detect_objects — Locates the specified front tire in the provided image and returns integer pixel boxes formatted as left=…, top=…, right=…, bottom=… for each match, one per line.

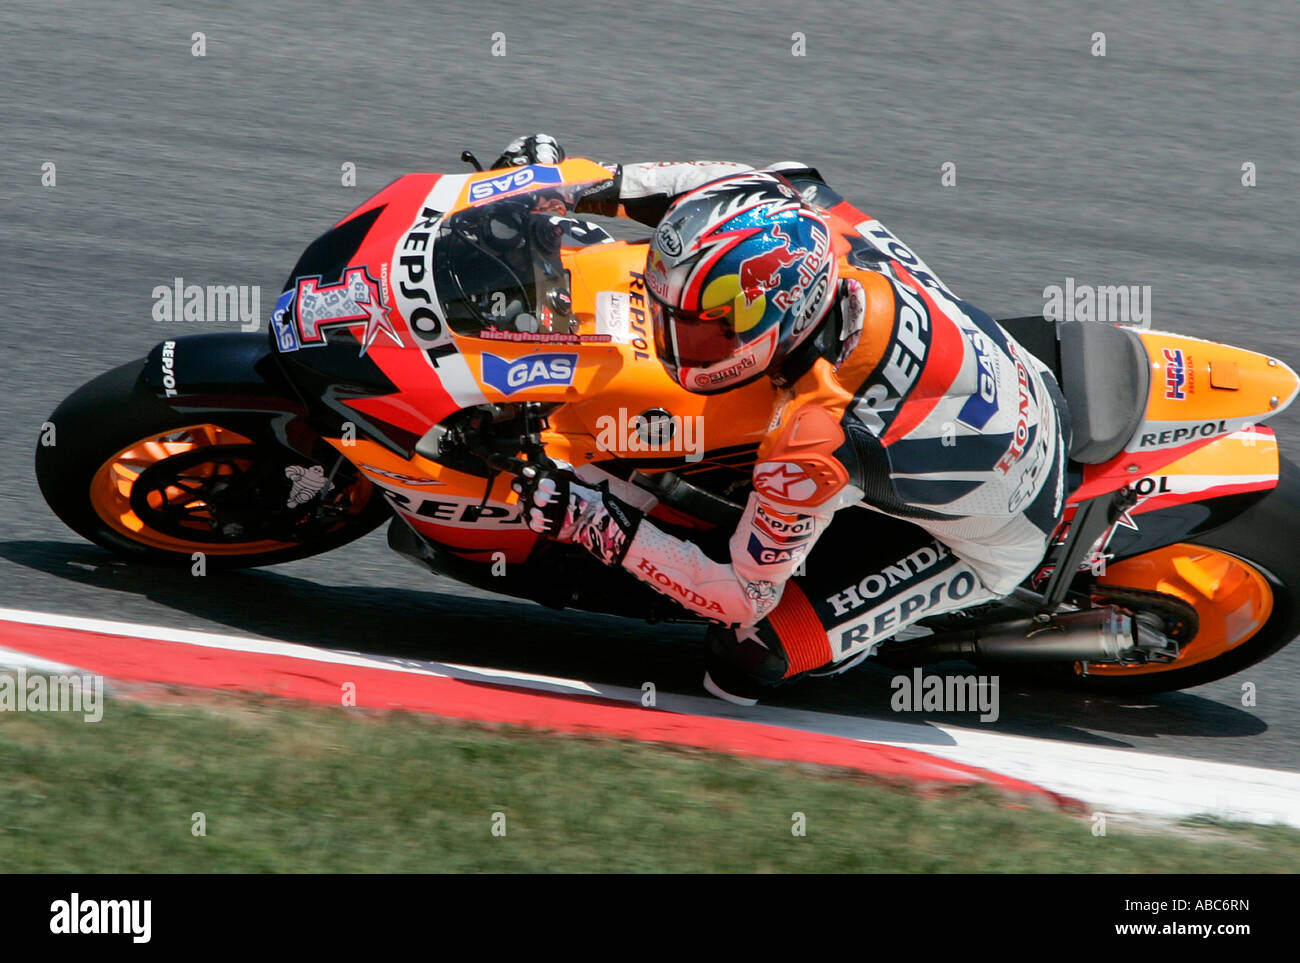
left=36, top=359, right=390, bottom=569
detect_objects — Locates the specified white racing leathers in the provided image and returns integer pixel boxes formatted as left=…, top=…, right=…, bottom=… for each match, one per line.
left=622, top=484, right=856, bottom=628
left=579, top=160, right=817, bottom=227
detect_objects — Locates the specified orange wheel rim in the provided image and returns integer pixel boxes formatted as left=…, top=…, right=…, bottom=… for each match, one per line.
left=91, top=424, right=303, bottom=555
left=1088, top=543, right=1275, bottom=676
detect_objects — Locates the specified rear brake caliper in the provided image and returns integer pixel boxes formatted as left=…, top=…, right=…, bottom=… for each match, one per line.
left=1092, top=586, right=1198, bottom=664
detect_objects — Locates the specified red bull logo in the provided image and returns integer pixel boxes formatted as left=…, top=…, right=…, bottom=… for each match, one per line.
left=738, top=225, right=807, bottom=307
left=645, top=251, right=670, bottom=300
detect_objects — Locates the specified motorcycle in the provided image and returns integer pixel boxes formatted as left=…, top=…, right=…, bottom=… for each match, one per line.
left=35, top=154, right=1300, bottom=694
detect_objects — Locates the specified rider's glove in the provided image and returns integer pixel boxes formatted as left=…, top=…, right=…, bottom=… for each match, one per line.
left=512, top=465, right=640, bottom=566
left=574, top=167, right=622, bottom=218
left=491, top=134, right=566, bottom=170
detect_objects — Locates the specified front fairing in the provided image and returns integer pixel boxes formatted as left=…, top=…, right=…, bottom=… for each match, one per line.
left=264, top=160, right=780, bottom=561
left=267, top=161, right=614, bottom=446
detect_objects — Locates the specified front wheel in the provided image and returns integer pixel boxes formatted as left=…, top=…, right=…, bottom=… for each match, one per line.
left=36, top=359, right=390, bottom=569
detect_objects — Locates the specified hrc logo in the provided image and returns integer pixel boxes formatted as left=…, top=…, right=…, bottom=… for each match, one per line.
left=1163, top=347, right=1187, bottom=400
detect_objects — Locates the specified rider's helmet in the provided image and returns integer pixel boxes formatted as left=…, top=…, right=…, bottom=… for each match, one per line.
left=646, top=172, right=839, bottom=394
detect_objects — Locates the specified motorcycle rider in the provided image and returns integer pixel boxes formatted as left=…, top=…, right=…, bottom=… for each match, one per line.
left=496, top=135, right=1071, bottom=705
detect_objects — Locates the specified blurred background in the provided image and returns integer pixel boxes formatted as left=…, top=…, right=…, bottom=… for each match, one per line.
left=0, top=0, right=1297, bottom=773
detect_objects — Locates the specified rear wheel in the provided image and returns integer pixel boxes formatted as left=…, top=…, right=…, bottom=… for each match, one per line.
left=36, top=359, right=389, bottom=569
left=1064, top=457, right=1300, bottom=694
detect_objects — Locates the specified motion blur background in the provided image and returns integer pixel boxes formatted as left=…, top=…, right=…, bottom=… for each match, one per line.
left=1, top=1, right=1297, bottom=768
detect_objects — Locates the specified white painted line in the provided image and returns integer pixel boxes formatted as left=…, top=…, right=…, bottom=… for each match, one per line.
left=878, top=726, right=1300, bottom=828
left=0, top=645, right=84, bottom=675
left=3, top=606, right=1298, bottom=827
left=0, top=607, right=600, bottom=692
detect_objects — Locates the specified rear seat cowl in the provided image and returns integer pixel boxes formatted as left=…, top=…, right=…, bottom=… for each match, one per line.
left=1058, top=321, right=1150, bottom=464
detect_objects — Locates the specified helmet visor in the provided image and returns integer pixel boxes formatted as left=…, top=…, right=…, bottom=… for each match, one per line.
left=649, top=290, right=741, bottom=371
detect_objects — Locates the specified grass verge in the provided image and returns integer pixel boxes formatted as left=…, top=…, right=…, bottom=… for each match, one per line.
left=1, top=690, right=1297, bottom=872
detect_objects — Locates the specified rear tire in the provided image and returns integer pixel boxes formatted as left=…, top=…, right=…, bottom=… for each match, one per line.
left=1038, top=456, right=1300, bottom=694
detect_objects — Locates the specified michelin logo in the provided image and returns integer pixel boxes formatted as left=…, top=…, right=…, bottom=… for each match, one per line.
left=481, top=352, right=577, bottom=396
left=468, top=165, right=564, bottom=203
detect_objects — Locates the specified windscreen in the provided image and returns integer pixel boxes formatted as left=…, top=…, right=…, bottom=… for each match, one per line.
left=431, top=195, right=579, bottom=339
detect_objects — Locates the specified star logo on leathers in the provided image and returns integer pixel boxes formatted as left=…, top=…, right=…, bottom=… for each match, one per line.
left=754, top=463, right=809, bottom=499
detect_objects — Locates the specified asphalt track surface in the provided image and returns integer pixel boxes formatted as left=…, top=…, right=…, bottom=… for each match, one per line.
left=2, top=1, right=1297, bottom=772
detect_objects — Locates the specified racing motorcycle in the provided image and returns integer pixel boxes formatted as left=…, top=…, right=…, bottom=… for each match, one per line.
left=35, top=155, right=1300, bottom=693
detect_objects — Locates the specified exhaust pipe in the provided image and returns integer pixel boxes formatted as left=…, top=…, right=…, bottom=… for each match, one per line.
left=971, top=608, right=1136, bottom=662
left=887, top=607, right=1169, bottom=665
